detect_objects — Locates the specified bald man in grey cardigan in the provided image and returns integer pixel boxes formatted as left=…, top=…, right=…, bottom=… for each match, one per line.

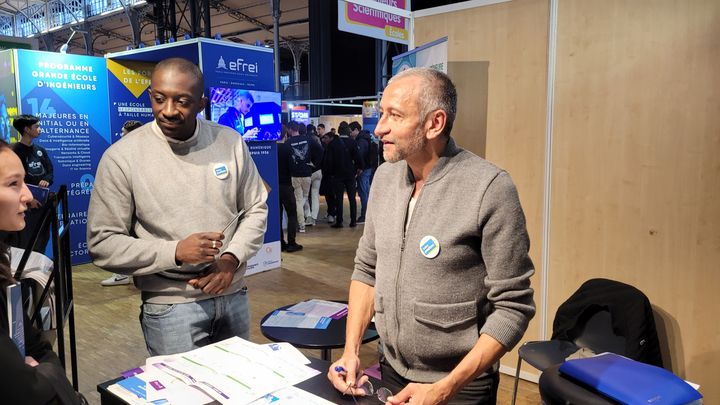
left=328, top=68, right=535, bottom=405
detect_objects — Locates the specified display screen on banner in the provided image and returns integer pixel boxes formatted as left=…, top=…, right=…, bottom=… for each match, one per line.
left=338, top=0, right=410, bottom=45
left=106, top=59, right=155, bottom=143
left=16, top=50, right=110, bottom=263
left=209, top=87, right=281, bottom=141
left=290, top=109, right=310, bottom=126
left=0, top=50, right=18, bottom=144
left=392, top=37, right=448, bottom=75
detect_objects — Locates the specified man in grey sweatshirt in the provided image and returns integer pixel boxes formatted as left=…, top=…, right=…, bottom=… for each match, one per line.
left=87, top=58, right=268, bottom=356
left=328, top=68, right=535, bottom=405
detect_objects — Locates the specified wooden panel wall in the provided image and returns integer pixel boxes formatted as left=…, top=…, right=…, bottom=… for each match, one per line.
left=414, top=0, right=549, bottom=374
left=550, top=0, right=720, bottom=400
left=415, top=0, right=720, bottom=399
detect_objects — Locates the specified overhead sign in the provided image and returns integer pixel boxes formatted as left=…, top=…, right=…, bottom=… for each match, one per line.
left=290, top=109, right=310, bottom=125
left=338, top=0, right=411, bottom=45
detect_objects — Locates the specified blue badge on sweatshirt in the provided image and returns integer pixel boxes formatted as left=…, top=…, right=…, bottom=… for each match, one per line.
left=420, top=235, right=440, bottom=259
left=213, top=163, right=229, bottom=179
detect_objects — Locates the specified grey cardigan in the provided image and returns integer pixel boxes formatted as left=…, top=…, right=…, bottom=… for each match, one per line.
left=352, top=138, right=536, bottom=383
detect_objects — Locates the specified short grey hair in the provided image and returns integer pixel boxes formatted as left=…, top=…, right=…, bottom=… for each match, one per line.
left=388, top=67, right=457, bottom=137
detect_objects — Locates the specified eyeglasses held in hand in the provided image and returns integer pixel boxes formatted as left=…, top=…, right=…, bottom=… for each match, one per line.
left=338, top=367, right=393, bottom=403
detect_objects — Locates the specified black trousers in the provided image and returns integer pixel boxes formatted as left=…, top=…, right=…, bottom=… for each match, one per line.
left=278, top=183, right=298, bottom=244
left=320, top=174, right=336, bottom=217
left=380, top=361, right=500, bottom=405
left=332, top=177, right=357, bottom=225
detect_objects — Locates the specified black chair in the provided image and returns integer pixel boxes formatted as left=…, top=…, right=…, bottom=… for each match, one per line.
left=510, top=278, right=662, bottom=405
left=13, top=186, right=79, bottom=390
left=538, top=363, right=618, bottom=405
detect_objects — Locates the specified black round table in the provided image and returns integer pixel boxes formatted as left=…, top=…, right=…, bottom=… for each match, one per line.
left=260, top=302, right=379, bottom=361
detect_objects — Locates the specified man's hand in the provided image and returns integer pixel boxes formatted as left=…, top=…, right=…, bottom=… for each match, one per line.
left=328, top=353, right=369, bottom=396
left=175, top=232, right=224, bottom=265
left=188, top=254, right=238, bottom=294
left=38, top=180, right=49, bottom=188
left=387, top=381, right=453, bottom=405
left=28, top=199, right=41, bottom=209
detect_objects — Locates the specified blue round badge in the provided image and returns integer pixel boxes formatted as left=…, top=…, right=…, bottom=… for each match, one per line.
left=213, top=163, right=229, bottom=179
left=419, top=235, right=440, bottom=259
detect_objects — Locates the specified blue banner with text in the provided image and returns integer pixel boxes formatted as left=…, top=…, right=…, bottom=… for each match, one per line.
left=16, top=50, right=110, bottom=264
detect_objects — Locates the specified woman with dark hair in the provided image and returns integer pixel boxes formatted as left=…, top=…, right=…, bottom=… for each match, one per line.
left=0, top=139, right=82, bottom=404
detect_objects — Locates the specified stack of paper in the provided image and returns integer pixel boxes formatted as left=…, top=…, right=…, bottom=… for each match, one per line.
left=261, top=300, right=349, bottom=330
left=108, top=337, right=332, bottom=405
left=261, top=310, right=332, bottom=329
left=286, top=299, right=348, bottom=319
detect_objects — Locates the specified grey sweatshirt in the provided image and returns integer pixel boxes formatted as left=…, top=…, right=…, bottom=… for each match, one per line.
left=352, top=138, right=535, bottom=382
left=87, top=119, right=268, bottom=304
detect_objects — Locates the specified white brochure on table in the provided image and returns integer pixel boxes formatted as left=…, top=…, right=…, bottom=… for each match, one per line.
left=145, top=337, right=319, bottom=404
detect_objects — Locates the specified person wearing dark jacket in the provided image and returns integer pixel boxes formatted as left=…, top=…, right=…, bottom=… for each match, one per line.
left=11, top=115, right=53, bottom=188
left=304, top=124, right=324, bottom=226
left=287, top=121, right=323, bottom=232
left=350, top=121, right=376, bottom=224
left=277, top=127, right=303, bottom=253
left=0, top=139, right=81, bottom=405
left=318, top=125, right=337, bottom=223
left=322, top=122, right=361, bottom=228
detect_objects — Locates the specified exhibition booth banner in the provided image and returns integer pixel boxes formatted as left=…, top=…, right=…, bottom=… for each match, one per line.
left=392, top=36, right=448, bottom=74
left=246, top=142, right=281, bottom=274
left=199, top=41, right=280, bottom=275
left=15, top=49, right=110, bottom=263
left=338, top=0, right=411, bottom=45
left=0, top=50, right=18, bottom=144
left=106, top=59, right=155, bottom=143
left=362, top=101, right=379, bottom=135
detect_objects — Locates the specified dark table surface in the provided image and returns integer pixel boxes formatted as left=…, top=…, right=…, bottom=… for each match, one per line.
left=260, top=302, right=379, bottom=351
left=98, top=357, right=383, bottom=404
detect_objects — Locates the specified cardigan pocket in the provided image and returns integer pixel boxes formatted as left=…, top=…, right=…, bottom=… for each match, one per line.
left=412, top=300, right=479, bottom=365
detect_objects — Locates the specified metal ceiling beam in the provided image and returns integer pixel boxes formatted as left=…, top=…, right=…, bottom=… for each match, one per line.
left=211, top=1, right=271, bottom=32
left=94, top=26, right=132, bottom=43
left=211, top=0, right=302, bottom=46
left=220, top=17, right=308, bottom=41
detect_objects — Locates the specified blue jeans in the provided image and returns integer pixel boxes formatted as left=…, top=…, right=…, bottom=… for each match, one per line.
left=357, top=168, right=373, bottom=218
left=140, top=288, right=250, bottom=356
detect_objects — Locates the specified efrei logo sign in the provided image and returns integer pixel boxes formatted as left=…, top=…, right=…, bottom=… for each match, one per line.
left=338, top=0, right=411, bottom=45
left=216, top=56, right=260, bottom=74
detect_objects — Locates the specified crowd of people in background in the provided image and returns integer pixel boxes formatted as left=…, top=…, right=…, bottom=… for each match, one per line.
left=277, top=118, right=381, bottom=250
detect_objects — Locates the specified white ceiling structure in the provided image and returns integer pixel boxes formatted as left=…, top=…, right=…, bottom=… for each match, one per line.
left=0, top=0, right=309, bottom=56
